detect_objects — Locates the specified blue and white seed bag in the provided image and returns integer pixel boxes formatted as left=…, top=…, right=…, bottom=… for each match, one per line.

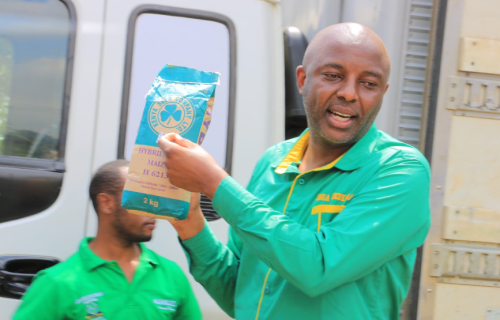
left=122, top=64, right=219, bottom=221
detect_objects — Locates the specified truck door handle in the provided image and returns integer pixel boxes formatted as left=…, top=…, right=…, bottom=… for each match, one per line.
left=0, top=255, right=59, bottom=299
left=2, top=281, right=30, bottom=297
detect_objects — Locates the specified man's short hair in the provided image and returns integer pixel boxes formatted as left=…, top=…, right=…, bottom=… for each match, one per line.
left=89, top=160, right=129, bottom=212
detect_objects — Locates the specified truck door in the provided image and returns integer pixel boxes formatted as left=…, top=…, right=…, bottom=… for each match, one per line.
left=89, top=0, right=284, bottom=319
left=418, top=0, right=500, bottom=319
left=0, top=0, right=104, bottom=317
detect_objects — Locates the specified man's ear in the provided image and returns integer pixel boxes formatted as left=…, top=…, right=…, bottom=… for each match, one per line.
left=96, top=193, right=116, bottom=216
left=296, top=65, right=306, bottom=95
left=384, top=82, right=390, bottom=94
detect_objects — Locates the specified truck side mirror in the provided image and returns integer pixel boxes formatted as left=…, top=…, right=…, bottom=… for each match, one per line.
left=283, top=26, right=309, bottom=139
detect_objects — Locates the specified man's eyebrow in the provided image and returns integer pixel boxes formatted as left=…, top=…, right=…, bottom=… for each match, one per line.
left=362, top=70, right=382, bottom=79
left=322, top=63, right=344, bottom=70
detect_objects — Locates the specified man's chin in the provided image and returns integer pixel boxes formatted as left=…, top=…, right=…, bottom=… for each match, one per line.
left=319, top=129, right=357, bottom=147
left=133, top=234, right=153, bottom=243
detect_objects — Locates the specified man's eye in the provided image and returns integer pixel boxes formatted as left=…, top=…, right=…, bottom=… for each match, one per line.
left=325, top=74, right=341, bottom=79
left=362, top=81, right=377, bottom=87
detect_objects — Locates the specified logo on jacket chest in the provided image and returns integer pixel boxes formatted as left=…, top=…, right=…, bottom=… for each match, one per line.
left=315, top=192, right=353, bottom=202
left=75, top=292, right=107, bottom=320
left=309, top=192, right=354, bottom=231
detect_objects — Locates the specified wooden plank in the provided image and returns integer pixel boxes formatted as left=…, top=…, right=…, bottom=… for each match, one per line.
left=459, top=37, right=500, bottom=75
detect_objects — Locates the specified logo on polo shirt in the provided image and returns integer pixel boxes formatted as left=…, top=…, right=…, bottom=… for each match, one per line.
left=315, top=192, right=353, bottom=202
left=75, top=292, right=107, bottom=320
left=153, top=298, right=178, bottom=312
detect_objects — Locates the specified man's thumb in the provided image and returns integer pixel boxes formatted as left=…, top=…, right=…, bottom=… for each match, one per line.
left=157, top=133, right=176, bottom=151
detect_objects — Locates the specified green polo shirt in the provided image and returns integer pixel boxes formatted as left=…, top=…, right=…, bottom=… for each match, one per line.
left=13, top=238, right=201, bottom=320
left=182, top=125, right=431, bottom=320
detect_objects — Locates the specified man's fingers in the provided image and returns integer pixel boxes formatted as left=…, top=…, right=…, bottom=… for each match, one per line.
left=165, top=132, right=176, bottom=142
left=158, top=133, right=195, bottom=152
left=157, top=135, right=171, bottom=151
left=158, top=133, right=182, bottom=153
left=173, top=134, right=196, bottom=149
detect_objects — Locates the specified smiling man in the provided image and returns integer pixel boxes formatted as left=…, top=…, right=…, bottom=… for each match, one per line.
left=158, top=23, right=431, bottom=320
left=13, top=160, right=201, bottom=320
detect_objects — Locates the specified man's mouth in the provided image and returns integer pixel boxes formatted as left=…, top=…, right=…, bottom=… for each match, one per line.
left=144, top=221, right=156, bottom=230
left=327, top=110, right=354, bottom=122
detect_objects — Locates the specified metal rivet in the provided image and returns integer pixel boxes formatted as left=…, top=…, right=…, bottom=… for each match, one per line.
left=450, top=97, right=455, bottom=102
left=434, top=251, right=439, bottom=255
left=436, top=186, right=442, bottom=190
left=433, top=264, right=438, bottom=269
left=471, top=61, right=475, bottom=65
left=427, top=289, right=433, bottom=293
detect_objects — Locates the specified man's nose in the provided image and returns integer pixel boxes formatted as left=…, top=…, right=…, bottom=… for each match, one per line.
left=336, top=77, right=358, bottom=102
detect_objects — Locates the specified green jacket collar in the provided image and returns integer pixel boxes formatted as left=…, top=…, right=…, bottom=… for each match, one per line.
left=336, top=124, right=380, bottom=171
left=273, top=124, right=379, bottom=173
left=79, top=237, right=158, bottom=271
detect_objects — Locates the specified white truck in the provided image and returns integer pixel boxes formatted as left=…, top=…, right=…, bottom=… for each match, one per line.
left=1, top=0, right=499, bottom=319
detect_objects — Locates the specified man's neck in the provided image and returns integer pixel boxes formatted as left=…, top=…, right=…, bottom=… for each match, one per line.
left=298, top=135, right=352, bottom=173
left=89, top=230, right=141, bottom=282
left=90, top=235, right=139, bottom=261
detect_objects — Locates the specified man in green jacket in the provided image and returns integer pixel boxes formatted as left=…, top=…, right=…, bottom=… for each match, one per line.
left=158, top=23, right=431, bottom=320
left=13, top=160, right=201, bottom=320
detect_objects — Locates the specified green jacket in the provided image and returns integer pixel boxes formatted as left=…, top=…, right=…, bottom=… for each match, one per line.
left=13, top=238, right=201, bottom=320
left=182, top=125, right=431, bottom=320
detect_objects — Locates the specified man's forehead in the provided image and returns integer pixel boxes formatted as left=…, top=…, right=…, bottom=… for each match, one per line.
left=304, top=23, right=391, bottom=77
left=317, top=45, right=386, bottom=68
left=313, top=40, right=389, bottom=77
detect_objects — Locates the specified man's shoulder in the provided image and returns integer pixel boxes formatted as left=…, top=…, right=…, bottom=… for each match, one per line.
left=144, top=247, right=184, bottom=273
left=373, top=130, right=430, bottom=171
left=26, top=251, right=84, bottom=298
left=259, top=135, right=303, bottom=163
left=143, top=248, right=196, bottom=292
left=36, top=251, right=84, bottom=282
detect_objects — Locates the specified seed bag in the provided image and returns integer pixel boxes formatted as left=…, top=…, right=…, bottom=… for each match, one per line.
left=122, top=64, right=219, bottom=221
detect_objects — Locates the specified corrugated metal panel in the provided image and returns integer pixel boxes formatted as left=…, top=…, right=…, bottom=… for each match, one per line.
left=396, top=0, right=434, bottom=148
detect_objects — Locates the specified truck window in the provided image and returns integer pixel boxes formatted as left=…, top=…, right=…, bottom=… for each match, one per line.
left=119, top=8, right=235, bottom=174
left=0, top=0, right=75, bottom=223
left=0, top=0, right=71, bottom=160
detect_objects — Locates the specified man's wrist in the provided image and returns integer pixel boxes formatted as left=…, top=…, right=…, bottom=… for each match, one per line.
left=174, top=217, right=205, bottom=241
left=202, top=168, right=228, bottom=200
left=171, top=205, right=206, bottom=241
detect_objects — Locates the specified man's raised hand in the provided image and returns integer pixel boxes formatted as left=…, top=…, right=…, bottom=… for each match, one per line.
left=169, top=192, right=206, bottom=241
left=157, top=133, right=228, bottom=199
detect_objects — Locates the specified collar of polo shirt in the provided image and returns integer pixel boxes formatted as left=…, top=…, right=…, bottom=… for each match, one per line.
left=79, top=237, right=158, bottom=271
left=272, top=123, right=379, bottom=174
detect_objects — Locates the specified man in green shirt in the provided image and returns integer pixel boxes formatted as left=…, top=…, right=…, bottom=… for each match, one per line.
left=13, top=160, right=201, bottom=320
left=158, top=23, right=431, bottom=319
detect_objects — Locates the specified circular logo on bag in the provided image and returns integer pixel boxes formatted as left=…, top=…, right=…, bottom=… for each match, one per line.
left=148, top=96, right=195, bottom=135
